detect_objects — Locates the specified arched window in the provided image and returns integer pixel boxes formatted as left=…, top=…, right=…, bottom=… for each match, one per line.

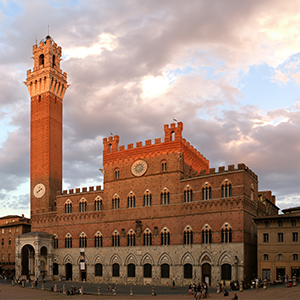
left=95, top=263, right=103, bottom=276
left=79, top=232, right=87, bottom=248
left=144, top=190, right=152, bottom=206
left=202, top=184, right=212, bottom=200
left=184, top=186, right=193, bottom=202
left=161, top=227, right=170, bottom=245
left=143, top=264, right=152, bottom=278
left=143, top=229, right=152, bottom=246
left=221, top=181, right=232, bottom=198
left=94, top=196, right=102, bottom=211
left=161, top=189, right=170, bottom=205
left=112, top=231, right=120, bottom=247
left=127, top=193, right=136, bottom=208
left=221, top=223, right=232, bottom=243
left=264, top=254, right=269, bottom=261
left=94, top=232, right=103, bottom=247
left=115, top=168, right=120, bottom=180
left=202, top=224, right=212, bottom=244
left=127, top=230, right=136, bottom=246
left=184, top=263, right=193, bottom=279
left=162, top=160, right=167, bottom=172
left=65, top=233, right=72, bottom=248
left=65, top=200, right=72, bottom=214
left=221, top=264, right=232, bottom=280
left=184, top=226, right=193, bottom=245
left=53, top=234, right=58, bottom=249
left=112, top=195, right=120, bottom=209
left=79, top=198, right=87, bottom=212
left=161, top=264, right=170, bottom=278
left=127, top=263, right=136, bottom=277
left=112, top=263, right=120, bottom=277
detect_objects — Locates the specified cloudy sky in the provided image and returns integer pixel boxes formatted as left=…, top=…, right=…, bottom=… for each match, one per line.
left=1, top=0, right=300, bottom=218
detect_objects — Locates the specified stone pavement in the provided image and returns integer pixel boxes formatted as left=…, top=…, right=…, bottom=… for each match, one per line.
left=1, top=281, right=300, bottom=299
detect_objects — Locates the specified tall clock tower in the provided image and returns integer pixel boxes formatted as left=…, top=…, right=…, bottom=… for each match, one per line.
left=25, top=35, right=68, bottom=217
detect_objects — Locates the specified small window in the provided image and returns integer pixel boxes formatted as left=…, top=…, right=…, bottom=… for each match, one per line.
left=278, top=221, right=283, bottom=227
left=1, top=238, right=4, bottom=245
left=162, top=161, right=167, bottom=172
left=278, top=254, right=283, bottom=261
left=293, top=232, right=298, bottom=242
left=8, top=228, right=11, bottom=233
left=294, top=254, right=298, bottom=261
left=8, top=238, right=11, bottom=245
left=115, top=170, right=120, bottom=180
left=265, top=221, right=269, bottom=228
left=278, top=233, right=283, bottom=243
left=264, top=254, right=269, bottom=261
left=263, top=233, right=269, bottom=243
left=292, top=220, right=296, bottom=227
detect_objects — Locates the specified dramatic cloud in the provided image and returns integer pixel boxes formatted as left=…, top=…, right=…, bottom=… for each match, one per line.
left=1, top=0, right=300, bottom=217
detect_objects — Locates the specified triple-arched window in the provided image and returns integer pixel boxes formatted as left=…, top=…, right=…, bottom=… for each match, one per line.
left=184, top=225, right=193, bottom=245
left=94, top=231, right=102, bottom=247
left=127, top=193, right=136, bottom=208
left=112, top=195, right=120, bottom=209
left=127, top=229, right=136, bottom=246
left=65, top=233, right=72, bottom=248
left=79, top=198, right=87, bottom=212
left=144, top=190, right=152, bottom=206
left=202, top=224, right=212, bottom=244
left=221, top=223, right=232, bottom=243
left=184, top=186, right=193, bottom=202
left=202, top=184, right=212, bottom=200
left=65, top=200, right=72, bottom=214
left=161, top=227, right=170, bottom=245
left=94, top=196, right=102, bottom=211
left=143, top=228, right=152, bottom=246
left=221, top=181, right=232, bottom=198
left=112, top=230, right=120, bottom=247
left=79, top=232, right=87, bottom=247
left=161, top=189, right=170, bottom=205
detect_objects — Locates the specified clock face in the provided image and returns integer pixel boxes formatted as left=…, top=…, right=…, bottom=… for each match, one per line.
left=33, top=183, right=46, bottom=198
left=131, top=159, right=148, bottom=177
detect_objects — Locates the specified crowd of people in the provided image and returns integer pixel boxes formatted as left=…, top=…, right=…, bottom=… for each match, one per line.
left=188, top=282, right=209, bottom=299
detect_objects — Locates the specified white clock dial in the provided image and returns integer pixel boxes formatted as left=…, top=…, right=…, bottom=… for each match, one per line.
left=33, top=183, right=46, bottom=198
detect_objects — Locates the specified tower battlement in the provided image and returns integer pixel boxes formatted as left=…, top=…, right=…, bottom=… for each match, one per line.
left=103, top=122, right=209, bottom=174
left=24, top=35, right=68, bottom=99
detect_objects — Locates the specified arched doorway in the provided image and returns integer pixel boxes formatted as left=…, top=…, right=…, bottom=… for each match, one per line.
left=202, top=263, right=211, bottom=286
left=21, top=245, right=35, bottom=280
left=40, top=246, right=48, bottom=279
left=65, top=263, right=72, bottom=280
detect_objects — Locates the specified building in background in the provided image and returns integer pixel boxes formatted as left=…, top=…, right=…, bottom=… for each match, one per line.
left=255, top=206, right=300, bottom=282
left=14, top=36, right=278, bottom=286
left=0, top=215, right=30, bottom=277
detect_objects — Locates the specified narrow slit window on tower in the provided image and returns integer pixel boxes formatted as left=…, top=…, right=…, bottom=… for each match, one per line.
left=39, top=54, right=44, bottom=66
left=39, top=95, right=41, bottom=102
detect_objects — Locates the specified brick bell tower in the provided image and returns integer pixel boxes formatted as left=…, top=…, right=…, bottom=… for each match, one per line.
left=24, top=35, right=68, bottom=217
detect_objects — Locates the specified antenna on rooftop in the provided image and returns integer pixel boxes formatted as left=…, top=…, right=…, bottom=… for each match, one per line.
left=35, top=35, right=37, bottom=45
